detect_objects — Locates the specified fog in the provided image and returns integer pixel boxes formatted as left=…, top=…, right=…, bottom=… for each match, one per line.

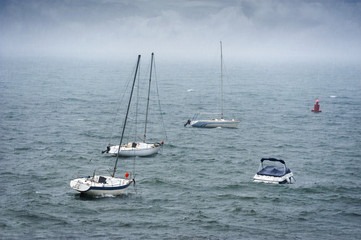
left=1, top=0, right=361, bottom=62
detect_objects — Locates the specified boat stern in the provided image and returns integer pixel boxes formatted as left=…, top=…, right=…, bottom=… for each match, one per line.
left=253, top=172, right=294, bottom=184
left=70, top=177, right=92, bottom=192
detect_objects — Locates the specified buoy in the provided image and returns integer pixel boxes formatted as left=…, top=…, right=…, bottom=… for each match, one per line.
left=125, top=172, right=129, bottom=178
left=312, top=99, right=322, bottom=112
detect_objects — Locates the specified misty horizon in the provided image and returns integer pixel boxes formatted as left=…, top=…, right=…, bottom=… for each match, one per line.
left=1, top=0, right=361, bottom=62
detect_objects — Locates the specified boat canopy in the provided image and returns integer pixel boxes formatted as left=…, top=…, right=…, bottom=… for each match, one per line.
left=260, top=158, right=286, bottom=165
left=257, top=166, right=291, bottom=177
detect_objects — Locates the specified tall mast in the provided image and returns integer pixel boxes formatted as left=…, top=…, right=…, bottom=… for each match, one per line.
left=144, top=52, right=154, bottom=142
left=112, top=55, right=141, bottom=177
left=220, top=41, right=224, bottom=119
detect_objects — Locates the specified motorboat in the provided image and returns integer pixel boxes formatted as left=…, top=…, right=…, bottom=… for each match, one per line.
left=253, top=158, right=295, bottom=184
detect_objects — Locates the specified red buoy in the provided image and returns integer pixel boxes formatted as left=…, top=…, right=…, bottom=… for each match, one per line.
left=125, top=172, right=129, bottom=178
left=312, top=99, right=322, bottom=112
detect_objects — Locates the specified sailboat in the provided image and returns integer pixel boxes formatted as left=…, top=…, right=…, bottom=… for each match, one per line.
left=69, top=55, right=141, bottom=196
left=186, top=41, right=240, bottom=128
left=103, top=53, right=164, bottom=157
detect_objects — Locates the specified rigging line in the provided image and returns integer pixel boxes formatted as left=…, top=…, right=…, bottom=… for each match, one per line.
left=132, top=61, right=142, bottom=180
left=220, top=41, right=223, bottom=119
left=112, top=55, right=141, bottom=177
left=153, top=56, right=168, bottom=141
left=134, top=58, right=141, bottom=143
left=106, top=64, right=136, bottom=146
left=219, top=42, right=233, bottom=118
left=144, top=52, right=153, bottom=143
left=132, top=154, right=136, bottom=181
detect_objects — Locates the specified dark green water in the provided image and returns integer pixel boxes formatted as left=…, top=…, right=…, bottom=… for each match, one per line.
left=1, top=56, right=360, bottom=239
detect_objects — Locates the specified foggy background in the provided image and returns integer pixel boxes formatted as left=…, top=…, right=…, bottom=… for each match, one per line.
left=1, top=0, right=361, bottom=62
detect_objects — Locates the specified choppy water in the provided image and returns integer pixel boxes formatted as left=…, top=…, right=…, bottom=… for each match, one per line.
left=1, top=56, right=360, bottom=239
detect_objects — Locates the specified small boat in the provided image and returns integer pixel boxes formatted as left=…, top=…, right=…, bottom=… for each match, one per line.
left=105, top=142, right=163, bottom=157
left=185, top=41, right=240, bottom=128
left=253, top=158, right=295, bottom=184
left=187, top=113, right=239, bottom=128
left=70, top=55, right=141, bottom=196
left=103, top=53, right=165, bottom=156
left=70, top=174, right=134, bottom=196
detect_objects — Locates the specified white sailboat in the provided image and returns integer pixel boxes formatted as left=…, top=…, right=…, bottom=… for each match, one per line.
left=105, top=141, right=162, bottom=157
left=185, top=41, right=240, bottom=128
left=70, top=55, right=141, bottom=196
left=103, top=53, right=165, bottom=157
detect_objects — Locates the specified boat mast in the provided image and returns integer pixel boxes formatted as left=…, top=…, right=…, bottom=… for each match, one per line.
left=144, top=52, right=154, bottom=142
left=220, top=41, right=224, bottom=119
left=112, top=55, right=141, bottom=177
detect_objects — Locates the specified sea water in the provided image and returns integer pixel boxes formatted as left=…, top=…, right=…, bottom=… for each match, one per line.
left=0, top=56, right=360, bottom=239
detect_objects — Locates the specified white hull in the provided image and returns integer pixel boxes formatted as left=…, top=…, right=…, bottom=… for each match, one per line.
left=106, top=142, right=162, bottom=157
left=190, top=119, right=240, bottom=128
left=70, top=175, right=133, bottom=196
left=253, top=172, right=294, bottom=184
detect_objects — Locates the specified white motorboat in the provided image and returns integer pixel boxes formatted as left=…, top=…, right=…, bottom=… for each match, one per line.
left=70, top=55, right=141, bottom=196
left=253, top=158, right=295, bottom=184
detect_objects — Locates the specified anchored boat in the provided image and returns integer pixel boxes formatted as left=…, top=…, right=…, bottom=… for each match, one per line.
left=253, top=158, right=295, bottom=184
left=185, top=41, right=240, bottom=128
left=187, top=112, right=239, bottom=128
left=70, top=174, right=134, bottom=196
left=70, top=55, right=142, bottom=196
left=103, top=53, right=165, bottom=156
left=105, top=142, right=163, bottom=157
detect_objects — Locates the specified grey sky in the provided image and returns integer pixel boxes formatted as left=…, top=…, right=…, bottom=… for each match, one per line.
left=1, top=0, right=361, bottom=61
